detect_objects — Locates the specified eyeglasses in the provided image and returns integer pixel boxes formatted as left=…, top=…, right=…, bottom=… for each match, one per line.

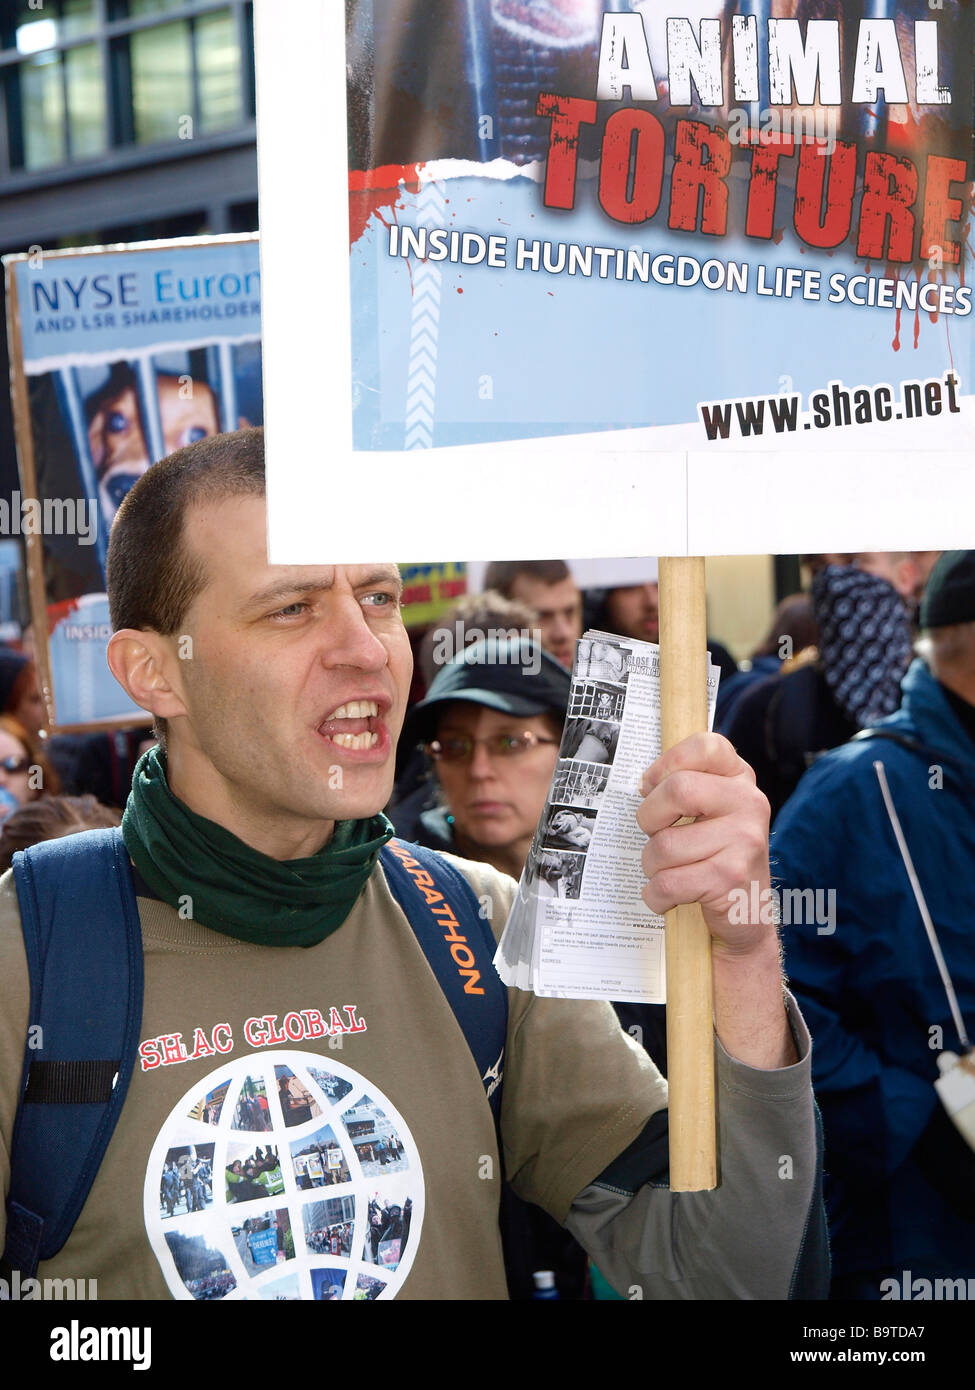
left=425, top=731, right=558, bottom=764
left=0, top=756, right=29, bottom=775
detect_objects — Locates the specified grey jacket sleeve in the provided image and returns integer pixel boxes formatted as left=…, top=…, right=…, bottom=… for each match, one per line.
left=565, top=995, right=829, bottom=1300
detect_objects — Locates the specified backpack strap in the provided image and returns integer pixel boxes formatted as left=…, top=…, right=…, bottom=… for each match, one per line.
left=851, top=726, right=975, bottom=807
left=2, top=827, right=144, bottom=1280
left=380, top=840, right=507, bottom=1135
left=851, top=726, right=961, bottom=767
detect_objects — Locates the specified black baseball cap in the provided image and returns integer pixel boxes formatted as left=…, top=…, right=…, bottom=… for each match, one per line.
left=920, top=551, right=975, bottom=630
left=404, top=635, right=571, bottom=746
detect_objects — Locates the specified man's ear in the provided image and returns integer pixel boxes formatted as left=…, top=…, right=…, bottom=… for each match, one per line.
left=107, top=629, right=187, bottom=720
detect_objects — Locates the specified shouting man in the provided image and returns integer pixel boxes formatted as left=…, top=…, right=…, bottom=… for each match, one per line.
left=0, top=429, right=825, bottom=1300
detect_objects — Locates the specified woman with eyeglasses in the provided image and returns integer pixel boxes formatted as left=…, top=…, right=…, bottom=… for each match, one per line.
left=0, top=714, right=60, bottom=813
left=395, top=635, right=570, bottom=882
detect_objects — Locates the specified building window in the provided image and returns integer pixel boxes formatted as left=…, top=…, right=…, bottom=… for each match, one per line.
left=130, top=19, right=193, bottom=145
left=124, top=0, right=190, bottom=15
left=66, top=42, right=108, bottom=159
left=2, top=2, right=253, bottom=175
left=12, top=0, right=97, bottom=52
left=129, top=8, right=243, bottom=145
left=18, top=51, right=66, bottom=170
left=196, top=8, right=242, bottom=133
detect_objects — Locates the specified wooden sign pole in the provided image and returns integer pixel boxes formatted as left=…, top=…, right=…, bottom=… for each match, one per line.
left=658, top=556, right=717, bottom=1191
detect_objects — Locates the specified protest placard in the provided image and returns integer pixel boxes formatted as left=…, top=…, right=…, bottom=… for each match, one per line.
left=3, top=236, right=468, bottom=726
left=255, top=0, right=974, bottom=564
left=4, top=236, right=264, bottom=728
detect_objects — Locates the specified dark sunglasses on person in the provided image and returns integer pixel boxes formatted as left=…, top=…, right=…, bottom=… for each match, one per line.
left=0, top=756, right=29, bottom=775
left=425, top=731, right=559, bottom=763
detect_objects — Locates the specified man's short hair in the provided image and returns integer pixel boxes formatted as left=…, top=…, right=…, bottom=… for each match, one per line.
left=482, top=560, right=571, bottom=597
left=106, top=427, right=267, bottom=744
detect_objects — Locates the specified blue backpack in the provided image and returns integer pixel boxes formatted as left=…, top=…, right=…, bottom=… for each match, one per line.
left=1, top=828, right=506, bottom=1280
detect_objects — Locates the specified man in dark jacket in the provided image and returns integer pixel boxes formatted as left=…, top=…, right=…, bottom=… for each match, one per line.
left=774, top=551, right=975, bottom=1298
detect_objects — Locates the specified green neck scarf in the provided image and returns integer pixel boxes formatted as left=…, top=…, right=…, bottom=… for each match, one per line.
left=121, top=746, right=393, bottom=948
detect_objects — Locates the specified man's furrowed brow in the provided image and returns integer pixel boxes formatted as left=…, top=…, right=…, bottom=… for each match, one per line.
left=243, top=576, right=336, bottom=612
left=242, top=566, right=402, bottom=612
left=355, top=565, right=403, bottom=596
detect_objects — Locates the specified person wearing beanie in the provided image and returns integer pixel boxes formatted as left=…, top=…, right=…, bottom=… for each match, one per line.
left=774, top=549, right=975, bottom=1298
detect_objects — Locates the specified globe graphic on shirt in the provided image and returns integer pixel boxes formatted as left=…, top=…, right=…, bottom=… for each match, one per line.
left=143, top=1051, right=424, bottom=1300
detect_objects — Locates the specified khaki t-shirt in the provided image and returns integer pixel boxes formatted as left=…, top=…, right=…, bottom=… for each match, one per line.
left=0, top=853, right=665, bottom=1301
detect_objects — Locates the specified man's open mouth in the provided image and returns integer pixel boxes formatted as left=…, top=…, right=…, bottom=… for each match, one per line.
left=318, top=700, right=382, bottom=750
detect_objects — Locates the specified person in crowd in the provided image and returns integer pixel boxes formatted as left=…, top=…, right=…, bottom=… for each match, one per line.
left=724, top=563, right=913, bottom=822
left=390, top=592, right=539, bottom=839
left=604, top=578, right=660, bottom=645
left=18, top=615, right=152, bottom=808
left=0, top=793, right=120, bottom=872
left=714, top=593, right=817, bottom=732
left=481, top=560, right=583, bottom=669
left=0, top=714, right=60, bottom=814
left=395, top=635, right=568, bottom=880
left=774, top=550, right=975, bottom=1299
left=852, top=551, right=941, bottom=615
left=0, top=648, right=47, bottom=738
left=586, top=571, right=739, bottom=681
left=0, top=428, right=823, bottom=1302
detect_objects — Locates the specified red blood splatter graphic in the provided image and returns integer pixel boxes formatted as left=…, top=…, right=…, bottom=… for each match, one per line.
left=347, top=163, right=424, bottom=247
left=47, top=597, right=81, bottom=633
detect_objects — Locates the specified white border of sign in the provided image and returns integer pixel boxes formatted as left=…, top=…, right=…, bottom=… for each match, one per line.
left=254, top=0, right=975, bottom=564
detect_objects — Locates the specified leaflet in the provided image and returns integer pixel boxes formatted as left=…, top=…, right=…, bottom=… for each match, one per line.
left=495, top=632, right=719, bottom=1002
